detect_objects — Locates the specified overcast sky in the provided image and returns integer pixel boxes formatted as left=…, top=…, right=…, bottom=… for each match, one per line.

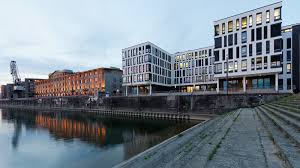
left=0, top=0, right=299, bottom=85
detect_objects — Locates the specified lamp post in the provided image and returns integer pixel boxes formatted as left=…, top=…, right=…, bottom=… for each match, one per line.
left=226, top=55, right=229, bottom=95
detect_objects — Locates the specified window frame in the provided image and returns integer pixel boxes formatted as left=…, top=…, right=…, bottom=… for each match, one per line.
left=222, top=23, right=225, bottom=34
left=274, top=7, right=282, bottom=21
left=256, top=13, right=262, bottom=25
left=215, top=25, right=220, bottom=36
left=228, top=21, right=233, bottom=33
left=266, top=10, right=270, bottom=23
left=242, top=17, right=247, bottom=29
left=236, top=19, right=240, bottom=30
left=249, top=15, right=253, bottom=27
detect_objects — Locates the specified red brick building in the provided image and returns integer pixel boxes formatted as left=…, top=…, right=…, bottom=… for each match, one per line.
left=35, top=67, right=122, bottom=97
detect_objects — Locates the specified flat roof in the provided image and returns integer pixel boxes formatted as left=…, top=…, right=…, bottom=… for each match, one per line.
left=122, top=41, right=171, bottom=54
left=282, top=23, right=300, bottom=29
left=214, top=1, right=282, bottom=23
left=173, top=46, right=214, bottom=55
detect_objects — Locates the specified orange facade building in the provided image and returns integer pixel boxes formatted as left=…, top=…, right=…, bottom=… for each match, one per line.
left=35, top=67, right=122, bottom=97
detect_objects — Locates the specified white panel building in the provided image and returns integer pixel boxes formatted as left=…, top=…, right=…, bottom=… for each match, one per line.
left=173, top=46, right=217, bottom=92
left=213, top=2, right=283, bottom=93
left=122, top=42, right=173, bottom=95
left=121, top=2, right=300, bottom=95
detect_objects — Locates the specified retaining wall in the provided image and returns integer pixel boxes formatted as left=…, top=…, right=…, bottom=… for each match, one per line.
left=0, top=93, right=289, bottom=114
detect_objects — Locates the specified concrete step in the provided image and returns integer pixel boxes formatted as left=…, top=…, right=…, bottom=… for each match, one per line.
left=261, top=105, right=300, bottom=131
left=278, top=99, right=300, bottom=104
left=256, top=107, right=300, bottom=168
left=266, top=104, right=300, bottom=121
left=163, top=110, right=240, bottom=168
left=272, top=103, right=300, bottom=113
left=258, top=105, right=300, bottom=148
left=116, top=110, right=239, bottom=168
left=277, top=102, right=300, bottom=110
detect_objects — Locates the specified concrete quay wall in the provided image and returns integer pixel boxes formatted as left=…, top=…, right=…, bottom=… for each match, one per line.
left=0, top=93, right=289, bottom=115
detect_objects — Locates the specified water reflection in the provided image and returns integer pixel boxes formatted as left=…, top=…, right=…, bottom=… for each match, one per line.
left=0, top=109, right=197, bottom=168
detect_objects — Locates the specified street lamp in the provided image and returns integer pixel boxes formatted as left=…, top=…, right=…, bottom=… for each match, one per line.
left=226, top=55, right=229, bottom=95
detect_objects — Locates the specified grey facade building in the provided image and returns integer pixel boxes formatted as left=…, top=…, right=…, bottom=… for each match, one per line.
left=122, top=42, right=173, bottom=95
left=173, top=46, right=217, bottom=92
left=121, top=2, right=300, bottom=95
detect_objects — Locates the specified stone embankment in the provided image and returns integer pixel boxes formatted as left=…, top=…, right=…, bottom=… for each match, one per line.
left=115, top=94, right=300, bottom=168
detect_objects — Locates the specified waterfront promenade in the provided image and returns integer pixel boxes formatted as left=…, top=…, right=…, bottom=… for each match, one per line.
left=115, top=94, right=300, bottom=168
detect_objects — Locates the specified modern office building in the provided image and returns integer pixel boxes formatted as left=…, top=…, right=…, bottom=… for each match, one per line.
left=35, top=67, right=122, bottom=97
left=281, top=23, right=300, bottom=93
left=122, top=42, right=173, bottom=95
left=213, top=2, right=283, bottom=93
left=173, top=46, right=217, bottom=92
left=122, top=2, right=300, bottom=95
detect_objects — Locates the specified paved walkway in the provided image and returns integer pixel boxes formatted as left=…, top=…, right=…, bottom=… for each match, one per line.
left=115, top=108, right=283, bottom=168
left=205, top=108, right=280, bottom=168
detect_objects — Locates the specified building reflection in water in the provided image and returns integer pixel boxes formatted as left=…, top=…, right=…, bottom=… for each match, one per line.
left=35, top=115, right=106, bottom=145
left=1, top=109, right=196, bottom=159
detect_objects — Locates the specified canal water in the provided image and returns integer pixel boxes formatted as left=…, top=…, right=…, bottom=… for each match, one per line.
left=0, top=108, right=197, bottom=168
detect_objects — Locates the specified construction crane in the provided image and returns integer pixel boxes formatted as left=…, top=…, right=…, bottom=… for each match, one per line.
left=10, top=61, right=25, bottom=91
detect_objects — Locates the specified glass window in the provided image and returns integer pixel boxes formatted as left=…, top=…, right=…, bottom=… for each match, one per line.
left=215, top=25, right=220, bottom=36
left=287, top=38, right=291, bottom=49
left=224, top=62, right=228, bottom=72
left=249, top=44, right=253, bottom=56
left=256, top=42, right=262, bottom=55
left=236, top=47, right=240, bottom=59
left=266, top=10, right=270, bottom=23
left=241, top=31, right=247, bottom=43
left=215, top=63, right=222, bottom=74
left=278, top=79, right=283, bottom=90
left=228, top=61, right=234, bottom=72
left=214, top=51, right=220, bottom=62
left=242, top=45, right=247, bottom=57
left=228, top=48, right=233, bottom=59
left=251, top=29, right=255, bottom=41
left=287, top=63, right=292, bottom=74
left=264, top=78, right=270, bottom=89
left=287, top=78, right=291, bottom=90
left=241, top=59, right=247, bottom=71
left=249, top=15, right=253, bottom=27
left=242, top=17, right=247, bottom=29
left=274, top=7, right=281, bottom=21
left=180, top=63, right=183, bottom=69
left=234, top=61, right=238, bottom=72
left=228, top=34, right=233, bottom=46
left=271, top=23, right=281, bottom=37
left=222, top=23, right=225, bottom=34
left=258, top=79, right=264, bottom=89
left=274, top=39, right=282, bottom=52
left=287, top=51, right=291, bottom=61
left=266, top=41, right=270, bottom=54
left=215, top=37, right=222, bottom=49
left=252, top=79, right=258, bottom=89
left=264, top=26, right=268, bottom=39
left=264, top=56, right=268, bottom=69
left=271, top=54, right=281, bottom=68
left=251, top=58, right=255, bottom=70
left=234, top=33, right=238, bottom=45
left=224, top=36, right=227, bottom=47
left=236, top=19, right=240, bottom=30
left=228, top=21, right=233, bottom=33
left=256, top=13, right=262, bottom=25
left=256, top=57, right=262, bottom=70
left=256, top=27, right=262, bottom=40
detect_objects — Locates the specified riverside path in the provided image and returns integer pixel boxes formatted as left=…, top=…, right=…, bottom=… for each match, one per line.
left=115, top=94, right=300, bottom=168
